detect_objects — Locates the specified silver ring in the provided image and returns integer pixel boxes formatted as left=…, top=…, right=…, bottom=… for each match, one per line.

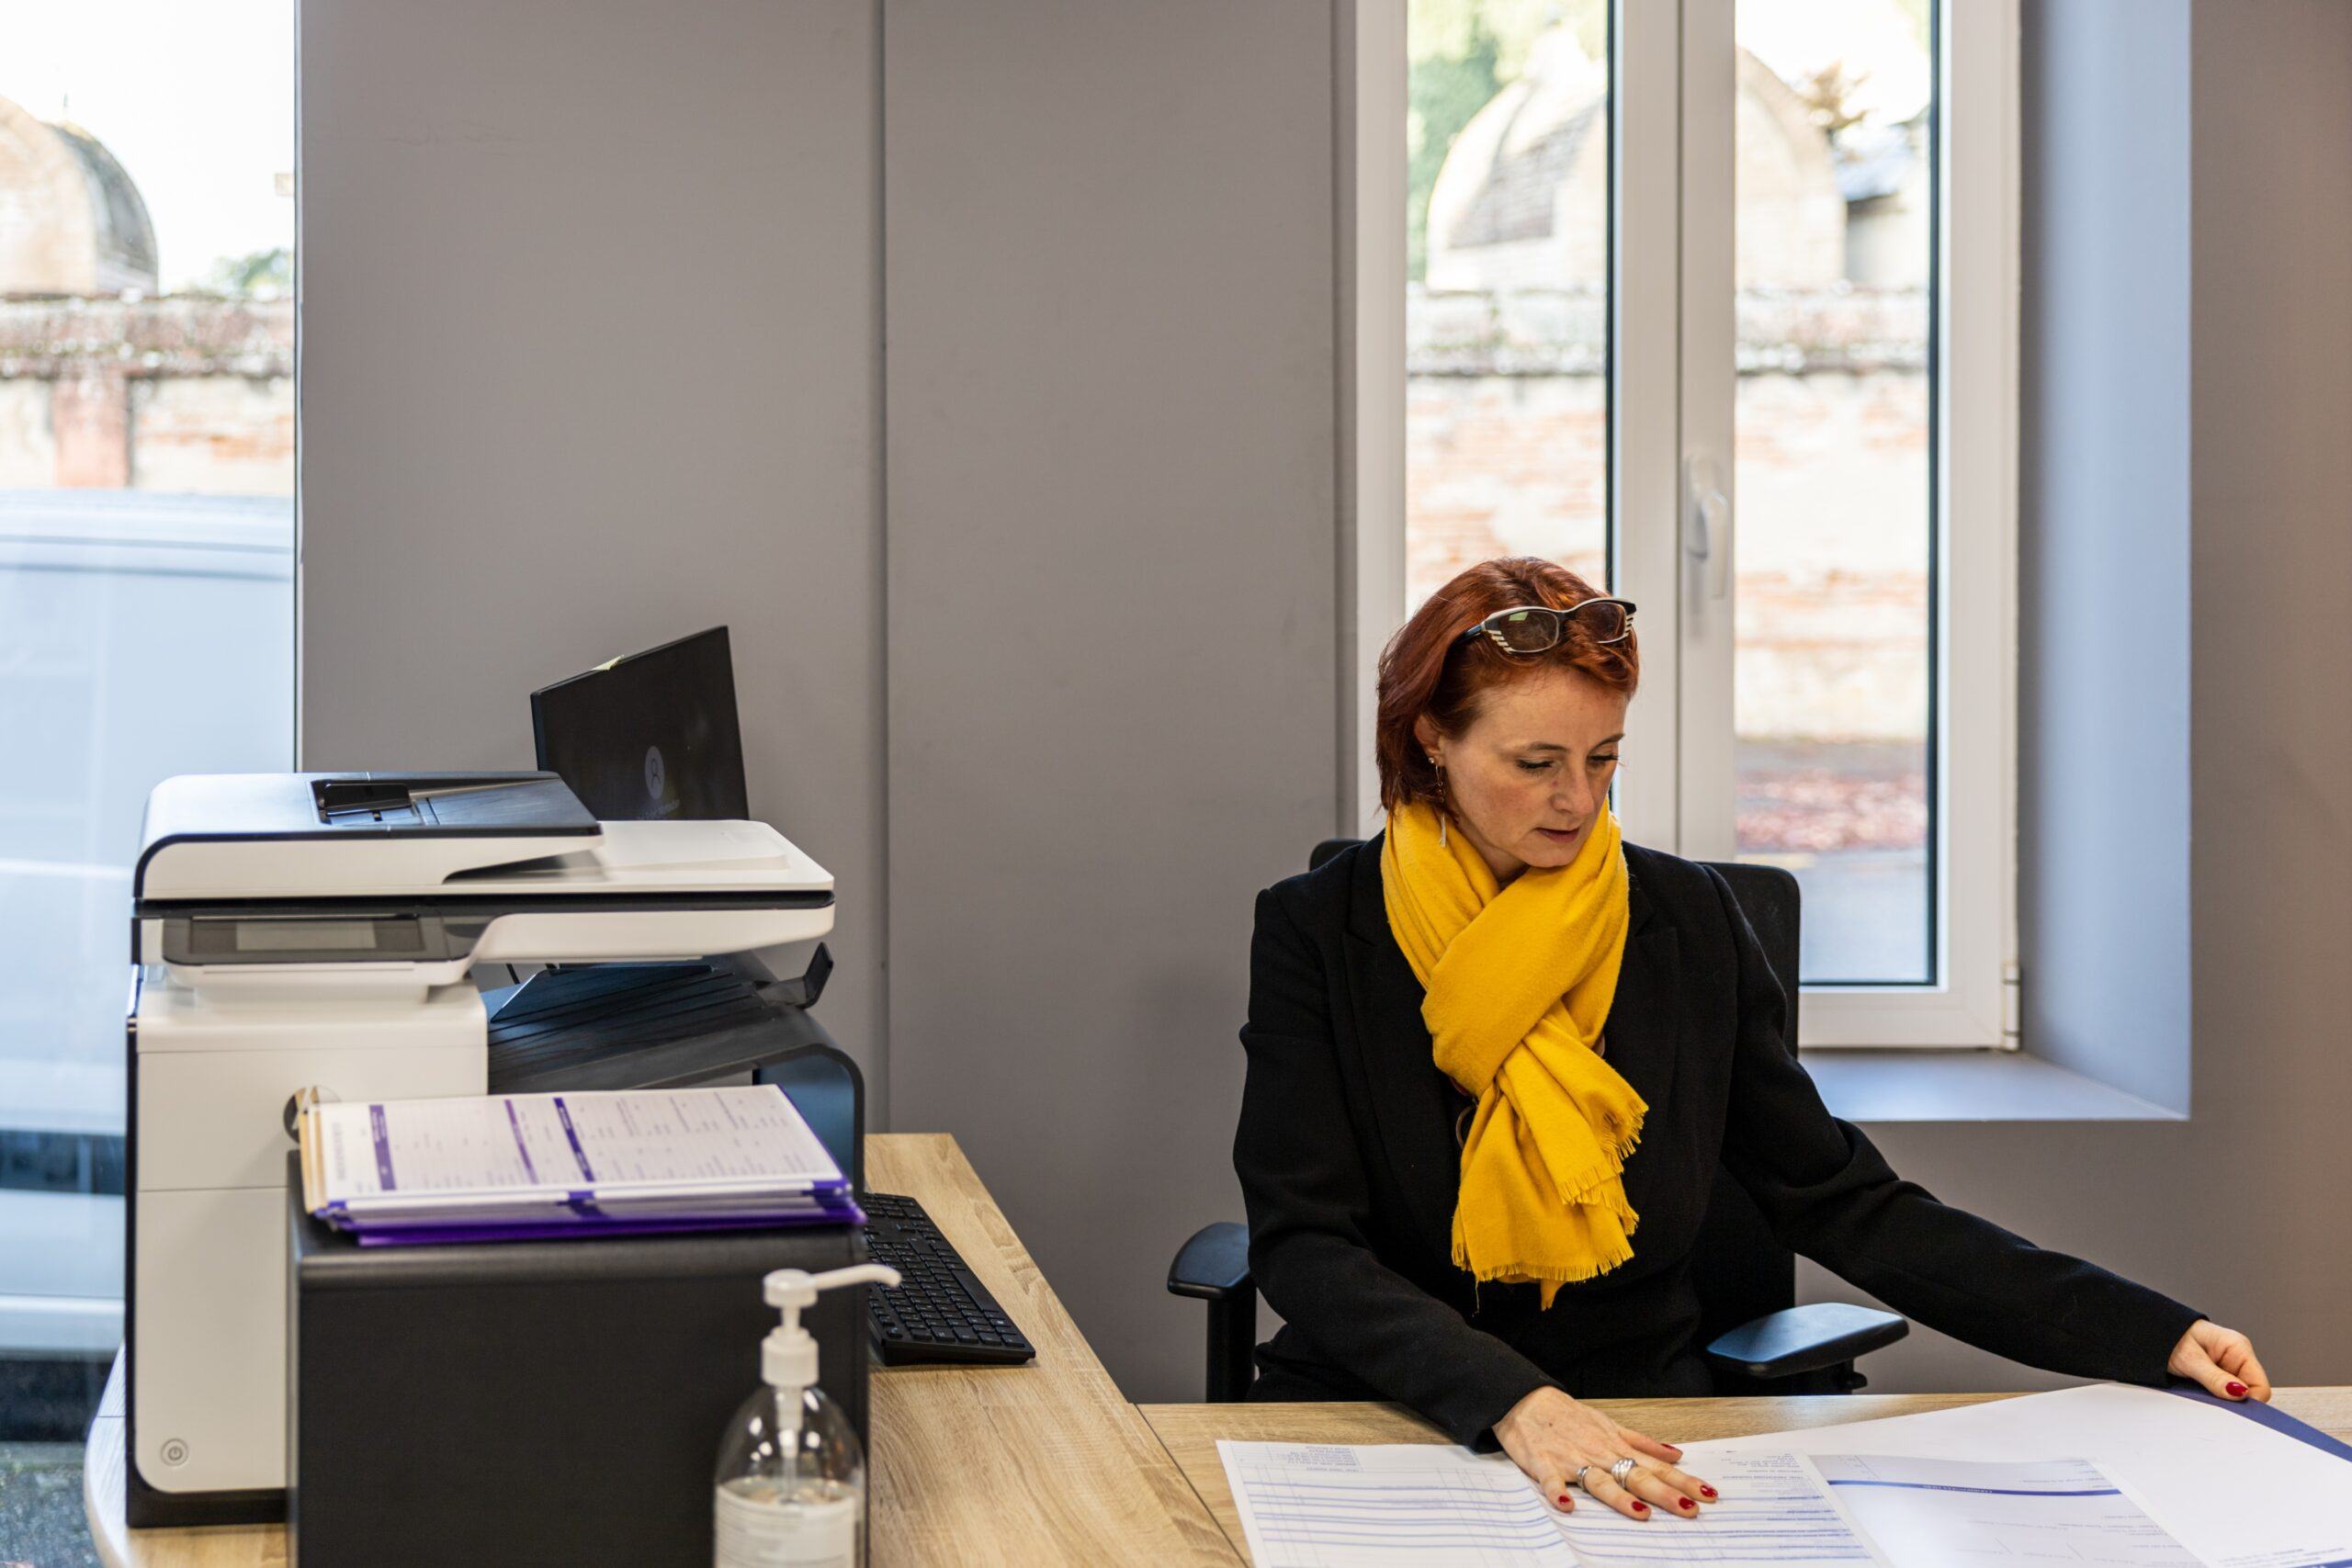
left=1574, top=1464, right=1596, bottom=1492
left=1609, top=1458, right=1640, bottom=1489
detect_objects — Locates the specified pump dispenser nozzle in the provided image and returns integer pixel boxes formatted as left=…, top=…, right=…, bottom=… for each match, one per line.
left=762, top=1265, right=900, bottom=1407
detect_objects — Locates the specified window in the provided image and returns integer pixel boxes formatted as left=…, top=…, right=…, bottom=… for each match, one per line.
left=0, top=0, right=295, bottom=1412
left=1373, top=0, right=2015, bottom=1046
left=1405, top=1, right=1611, bottom=604
left=1731, top=0, right=1936, bottom=987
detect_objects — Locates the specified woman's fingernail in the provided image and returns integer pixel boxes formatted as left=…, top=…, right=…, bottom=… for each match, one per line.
left=1700, top=1485, right=1717, bottom=1498
left=1677, top=1497, right=1695, bottom=1511
left=1557, top=1494, right=1572, bottom=1507
left=1632, top=1502, right=1648, bottom=1514
left=2227, top=1382, right=2248, bottom=1397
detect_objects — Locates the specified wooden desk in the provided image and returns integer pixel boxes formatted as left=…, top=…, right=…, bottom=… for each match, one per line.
left=81, top=1137, right=2352, bottom=1566
left=85, top=1133, right=1237, bottom=1568
left=858, top=1134, right=1233, bottom=1566
left=1140, top=1390, right=2352, bottom=1558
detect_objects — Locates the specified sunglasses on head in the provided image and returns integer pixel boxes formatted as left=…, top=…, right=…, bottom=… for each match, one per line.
left=1455, top=598, right=1637, bottom=655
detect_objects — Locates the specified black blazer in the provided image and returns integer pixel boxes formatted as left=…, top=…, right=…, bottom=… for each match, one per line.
left=1234, top=835, right=2200, bottom=1448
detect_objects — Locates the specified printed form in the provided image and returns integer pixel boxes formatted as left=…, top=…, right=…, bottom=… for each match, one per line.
left=1216, top=1441, right=1579, bottom=1565
left=1217, top=1443, right=1883, bottom=1566
left=1219, top=1438, right=2222, bottom=1565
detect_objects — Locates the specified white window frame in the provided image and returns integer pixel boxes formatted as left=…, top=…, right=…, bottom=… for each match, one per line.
left=1346, top=0, right=2018, bottom=1050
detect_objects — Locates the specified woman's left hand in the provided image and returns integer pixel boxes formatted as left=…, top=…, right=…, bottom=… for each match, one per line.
left=2167, top=1319, right=2271, bottom=1402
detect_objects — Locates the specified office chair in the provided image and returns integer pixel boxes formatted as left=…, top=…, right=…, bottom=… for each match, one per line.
left=1168, top=841, right=1907, bottom=1403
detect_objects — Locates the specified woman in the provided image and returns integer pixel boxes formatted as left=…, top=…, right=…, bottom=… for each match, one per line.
left=1233, top=557, right=2267, bottom=1526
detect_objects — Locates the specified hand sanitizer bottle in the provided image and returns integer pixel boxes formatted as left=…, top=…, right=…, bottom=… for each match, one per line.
left=715, top=1263, right=900, bottom=1568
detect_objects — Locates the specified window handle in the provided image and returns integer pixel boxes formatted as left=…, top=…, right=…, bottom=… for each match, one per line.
left=1684, top=455, right=1732, bottom=603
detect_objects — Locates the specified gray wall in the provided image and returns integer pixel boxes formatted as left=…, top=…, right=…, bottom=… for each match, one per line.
left=1801, top=0, right=2352, bottom=1393
left=299, top=0, right=1339, bottom=1402
left=298, top=0, right=2352, bottom=1405
left=2015, top=0, right=2193, bottom=1113
left=880, top=0, right=1338, bottom=1404
left=297, top=0, right=890, bottom=1101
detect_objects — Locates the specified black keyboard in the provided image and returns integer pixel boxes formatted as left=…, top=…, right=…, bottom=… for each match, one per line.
left=860, top=1190, right=1035, bottom=1366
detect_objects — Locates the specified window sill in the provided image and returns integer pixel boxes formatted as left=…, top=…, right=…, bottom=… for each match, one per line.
left=1800, top=1048, right=2186, bottom=1123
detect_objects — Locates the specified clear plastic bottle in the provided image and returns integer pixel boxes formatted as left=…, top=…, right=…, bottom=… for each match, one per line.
left=714, top=1264, right=899, bottom=1568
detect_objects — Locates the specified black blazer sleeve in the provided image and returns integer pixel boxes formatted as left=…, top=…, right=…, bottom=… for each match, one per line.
left=1704, top=866, right=2202, bottom=1385
left=1234, top=884, right=1559, bottom=1447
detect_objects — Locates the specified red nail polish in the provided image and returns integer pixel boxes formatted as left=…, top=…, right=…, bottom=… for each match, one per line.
left=1632, top=1502, right=1648, bottom=1514
left=2227, top=1382, right=2247, bottom=1397
left=1700, top=1485, right=1717, bottom=1498
left=1557, top=1495, right=1572, bottom=1506
left=1678, top=1498, right=1694, bottom=1511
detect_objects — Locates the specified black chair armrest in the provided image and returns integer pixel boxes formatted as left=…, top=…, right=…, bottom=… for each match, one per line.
left=1170, top=1221, right=1258, bottom=1401
left=1703, top=1302, right=1908, bottom=1384
left=1169, top=1221, right=1252, bottom=1300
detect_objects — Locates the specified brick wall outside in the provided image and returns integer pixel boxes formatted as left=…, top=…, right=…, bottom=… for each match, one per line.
left=0, top=288, right=1924, bottom=855
left=1408, top=284, right=1930, bottom=854
left=1407, top=366, right=1930, bottom=740
left=0, top=296, right=291, bottom=496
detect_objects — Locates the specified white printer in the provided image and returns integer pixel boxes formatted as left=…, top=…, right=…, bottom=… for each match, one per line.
left=121, top=771, right=834, bottom=1526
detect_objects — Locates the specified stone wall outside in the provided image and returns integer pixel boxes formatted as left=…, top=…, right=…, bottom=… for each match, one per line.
left=1408, top=284, right=1930, bottom=750
left=0, top=296, right=291, bottom=495
left=0, top=288, right=1925, bottom=850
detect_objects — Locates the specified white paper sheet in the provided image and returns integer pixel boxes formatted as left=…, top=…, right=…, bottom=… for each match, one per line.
left=1680, top=1384, right=2352, bottom=1568
left=1806, top=1454, right=2199, bottom=1567
left=1216, top=1442, right=1886, bottom=1567
left=1555, top=1449, right=1883, bottom=1566
left=1216, top=1390, right=2352, bottom=1567
left=1216, top=1439, right=1577, bottom=1566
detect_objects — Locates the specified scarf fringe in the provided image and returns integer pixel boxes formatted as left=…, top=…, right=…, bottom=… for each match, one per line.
left=1453, top=1227, right=1639, bottom=1289
left=1546, top=1122, right=1644, bottom=1213
left=1451, top=1125, right=1647, bottom=1292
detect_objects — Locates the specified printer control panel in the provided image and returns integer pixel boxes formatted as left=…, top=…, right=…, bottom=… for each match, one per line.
left=164, top=911, right=480, bottom=967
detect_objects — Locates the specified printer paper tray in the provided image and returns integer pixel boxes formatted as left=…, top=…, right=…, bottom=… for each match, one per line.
left=484, top=964, right=832, bottom=1095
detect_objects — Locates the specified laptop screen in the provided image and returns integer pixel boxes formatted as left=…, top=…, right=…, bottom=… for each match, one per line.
left=530, top=626, right=749, bottom=821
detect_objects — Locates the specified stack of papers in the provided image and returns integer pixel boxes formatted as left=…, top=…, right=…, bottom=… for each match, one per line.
left=1219, top=1383, right=2352, bottom=1567
left=299, top=1084, right=859, bottom=1246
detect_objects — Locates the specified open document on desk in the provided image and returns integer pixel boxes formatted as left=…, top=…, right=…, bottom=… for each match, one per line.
left=1217, top=1384, right=2352, bottom=1568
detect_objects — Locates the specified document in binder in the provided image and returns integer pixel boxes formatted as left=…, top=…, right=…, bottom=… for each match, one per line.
left=300, top=1083, right=861, bottom=1243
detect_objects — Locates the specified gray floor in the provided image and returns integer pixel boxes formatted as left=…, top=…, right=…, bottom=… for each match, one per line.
left=0, top=1443, right=98, bottom=1568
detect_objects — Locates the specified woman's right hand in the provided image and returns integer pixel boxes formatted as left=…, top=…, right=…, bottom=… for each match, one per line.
left=1493, top=1386, right=1717, bottom=1521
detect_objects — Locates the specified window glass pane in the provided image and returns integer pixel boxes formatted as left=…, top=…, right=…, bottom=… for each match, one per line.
left=0, top=0, right=293, bottom=1438
left=1732, top=0, right=1934, bottom=984
left=1408, top=0, right=1611, bottom=606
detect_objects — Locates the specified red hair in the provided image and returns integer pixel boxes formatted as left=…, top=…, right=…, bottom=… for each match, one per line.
left=1374, top=558, right=1640, bottom=813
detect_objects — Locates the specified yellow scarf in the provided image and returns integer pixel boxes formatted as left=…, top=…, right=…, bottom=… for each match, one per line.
left=1382, top=799, right=1644, bottom=1306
